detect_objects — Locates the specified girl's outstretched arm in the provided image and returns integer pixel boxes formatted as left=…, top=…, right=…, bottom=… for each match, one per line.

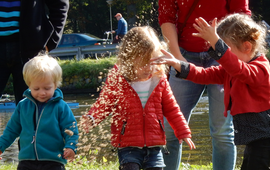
left=192, top=17, right=220, bottom=50
left=150, top=49, right=182, bottom=72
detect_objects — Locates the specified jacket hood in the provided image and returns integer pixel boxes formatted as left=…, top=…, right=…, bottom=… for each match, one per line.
left=23, top=88, right=63, bottom=103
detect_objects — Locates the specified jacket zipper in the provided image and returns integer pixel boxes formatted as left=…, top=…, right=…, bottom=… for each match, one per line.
left=156, top=114, right=166, bottom=140
left=158, top=119, right=165, bottom=132
left=143, top=110, right=146, bottom=146
left=121, top=121, right=127, bottom=135
left=28, top=97, right=48, bottom=160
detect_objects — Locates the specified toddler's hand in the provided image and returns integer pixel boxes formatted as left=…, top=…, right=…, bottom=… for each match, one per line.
left=63, top=148, right=75, bottom=161
left=182, top=138, right=196, bottom=150
left=0, top=150, right=2, bottom=160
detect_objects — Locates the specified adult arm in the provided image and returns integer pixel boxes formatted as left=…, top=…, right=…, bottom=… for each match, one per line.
left=161, top=23, right=186, bottom=61
left=158, top=0, right=186, bottom=61
left=45, top=0, right=69, bottom=51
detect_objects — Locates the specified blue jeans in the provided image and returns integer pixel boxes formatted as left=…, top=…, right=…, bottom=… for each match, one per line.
left=18, top=160, right=65, bottom=170
left=0, top=41, right=28, bottom=104
left=118, top=147, right=166, bottom=169
left=163, top=48, right=236, bottom=170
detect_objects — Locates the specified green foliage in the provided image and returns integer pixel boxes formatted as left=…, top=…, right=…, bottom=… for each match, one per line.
left=65, top=0, right=161, bottom=37
left=250, top=0, right=270, bottom=23
left=0, top=161, right=241, bottom=170
left=65, top=156, right=119, bottom=170
left=266, top=50, right=270, bottom=59
left=58, top=57, right=117, bottom=90
left=65, top=0, right=270, bottom=38
left=58, top=58, right=115, bottom=78
left=3, top=57, right=117, bottom=94
left=0, top=164, right=17, bottom=170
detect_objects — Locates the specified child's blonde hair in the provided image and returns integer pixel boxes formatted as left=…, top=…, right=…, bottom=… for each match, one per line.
left=23, top=55, right=62, bottom=87
left=217, top=13, right=268, bottom=55
left=117, top=26, right=168, bottom=81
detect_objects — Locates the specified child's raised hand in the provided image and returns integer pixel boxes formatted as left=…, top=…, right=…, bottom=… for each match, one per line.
left=150, top=49, right=181, bottom=69
left=63, top=148, right=75, bottom=161
left=192, top=17, right=219, bottom=49
left=182, top=138, right=196, bottom=150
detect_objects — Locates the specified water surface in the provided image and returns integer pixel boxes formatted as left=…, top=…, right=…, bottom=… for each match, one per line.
left=0, top=94, right=245, bottom=166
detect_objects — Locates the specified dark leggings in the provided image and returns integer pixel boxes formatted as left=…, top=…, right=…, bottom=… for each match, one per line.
left=241, top=138, right=270, bottom=170
left=120, top=162, right=163, bottom=170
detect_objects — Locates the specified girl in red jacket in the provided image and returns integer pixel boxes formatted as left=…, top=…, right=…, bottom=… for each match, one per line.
left=83, top=26, right=195, bottom=170
left=151, top=14, right=270, bottom=170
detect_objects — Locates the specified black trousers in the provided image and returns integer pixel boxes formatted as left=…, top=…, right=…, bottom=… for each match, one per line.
left=0, top=41, right=28, bottom=104
left=17, top=160, right=65, bottom=170
left=112, top=34, right=125, bottom=44
left=241, top=138, right=270, bottom=170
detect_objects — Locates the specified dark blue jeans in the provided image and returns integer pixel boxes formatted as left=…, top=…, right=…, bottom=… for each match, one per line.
left=17, top=160, right=65, bottom=170
left=118, top=147, right=166, bottom=169
left=0, top=41, right=28, bottom=104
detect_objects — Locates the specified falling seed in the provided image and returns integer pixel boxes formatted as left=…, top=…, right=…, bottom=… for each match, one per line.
left=58, top=154, right=61, bottom=158
left=65, top=129, right=74, bottom=136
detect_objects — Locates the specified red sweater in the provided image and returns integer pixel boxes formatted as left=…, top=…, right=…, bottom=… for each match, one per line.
left=185, top=49, right=270, bottom=117
left=158, top=0, right=251, bottom=52
left=88, top=66, right=191, bottom=148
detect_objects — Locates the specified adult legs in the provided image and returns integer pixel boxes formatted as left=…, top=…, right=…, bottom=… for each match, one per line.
left=0, top=42, right=27, bottom=104
left=11, top=61, right=28, bottom=104
left=163, top=70, right=205, bottom=170
left=207, top=84, right=236, bottom=170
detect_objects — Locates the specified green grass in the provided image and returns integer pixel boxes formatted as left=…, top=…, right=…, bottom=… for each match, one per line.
left=0, top=161, right=241, bottom=170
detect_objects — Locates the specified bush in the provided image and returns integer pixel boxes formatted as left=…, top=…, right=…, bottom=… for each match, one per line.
left=3, top=57, right=117, bottom=94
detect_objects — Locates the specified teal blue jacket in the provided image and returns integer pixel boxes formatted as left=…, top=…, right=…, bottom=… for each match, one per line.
left=0, top=88, right=78, bottom=164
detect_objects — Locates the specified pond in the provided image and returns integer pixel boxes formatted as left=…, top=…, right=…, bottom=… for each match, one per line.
left=0, top=93, right=245, bottom=167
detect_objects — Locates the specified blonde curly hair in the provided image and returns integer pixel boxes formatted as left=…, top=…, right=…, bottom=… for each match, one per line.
left=116, top=26, right=168, bottom=81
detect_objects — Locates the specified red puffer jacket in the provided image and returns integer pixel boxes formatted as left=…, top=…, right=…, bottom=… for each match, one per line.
left=88, top=66, right=191, bottom=148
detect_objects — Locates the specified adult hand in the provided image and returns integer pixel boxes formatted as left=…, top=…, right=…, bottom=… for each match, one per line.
left=150, top=49, right=181, bottom=72
left=192, top=17, right=220, bottom=49
left=63, top=148, right=75, bottom=161
left=115, top=35, right=119, bottom=40
left=183, top=138, right=196, bottom=150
